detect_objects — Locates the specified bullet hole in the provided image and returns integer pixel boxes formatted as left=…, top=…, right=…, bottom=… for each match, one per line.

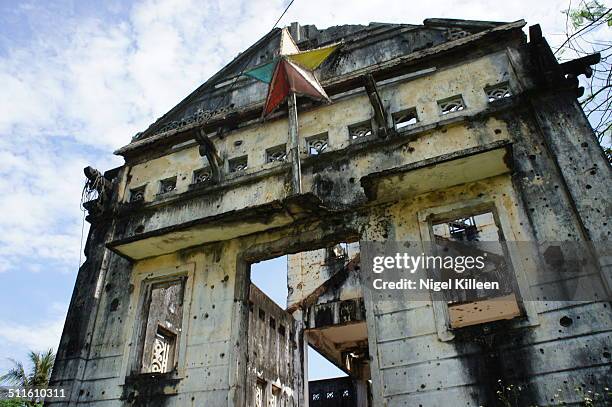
left=191, top=397, right=195, bottom=401
left=539, top=348, right=544, bottom=354
left=234, top=140, right=243, bottom=147
left=559, top=316, right=573, bottom=327
left=586, top=184, right=592, bottom=189
left=494, top=129, right=502, bottom=134
left=349, top=177, right=355, bottom=184
left=212, top=304, right=215, bottom=309
left=420, top=384, right=426, bottom=389
left=105, top=283, right=112, bottom=292
left=528, top=154, right=536, bottom=160
left=581, top=142, right=588, bottom=147
left=220, top=353, right=225, bottom=358
left=204, top=313, right=209, bottom=319
left=407, top=146, right=415, bottom=153
left=603, top=351, right=611, bottom=359
left=222, top=275, right=229, bottom=282
left=193, top=315, right=197, bottom=319
left=110, top=298, right=119, bottom=312
left=211, top=285, right=215, bottom=289
left=135, top=225, right=145, bottom=233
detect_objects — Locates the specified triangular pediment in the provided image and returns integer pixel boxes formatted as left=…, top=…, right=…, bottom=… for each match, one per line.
left=129, top=19, right=514, bottom=145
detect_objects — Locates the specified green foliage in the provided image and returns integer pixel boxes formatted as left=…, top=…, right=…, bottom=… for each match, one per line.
left=494, top=378, right=612, bottom=406
left=0, top=350, right=55, bottom=388
left=0, top=399, right=27, bottom=407
left=564, top=1, right=612, bottom=28
left=0, top=350, right=54, bottom=407
left=496, top=380, right=522, bottom=407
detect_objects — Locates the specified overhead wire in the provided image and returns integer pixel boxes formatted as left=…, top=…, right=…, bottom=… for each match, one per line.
left=76, top=0, right=299, bottom=268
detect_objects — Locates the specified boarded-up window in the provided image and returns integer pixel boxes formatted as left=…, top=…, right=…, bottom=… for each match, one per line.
left=431, top=211, right=521, bottom=328
left=139, top=279, right=185, bottom=373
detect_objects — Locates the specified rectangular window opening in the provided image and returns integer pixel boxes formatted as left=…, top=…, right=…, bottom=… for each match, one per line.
left=306, top=132, right=329, bottom=156
left=392, top=108, right=418, bottom=130
left=139, top=278, right=185, bottom=374
left=485, top=82, right=512, bottom=102
left=348, top=121, right=372, bottom=140
left=266, top=144, right=287, bottom=163
left=438, top=95, right=466, bottom=115
left=158, top=177, right=177, bottom=195
left=431, top=210, right=521, bottom=329
left=193, top=167, right=212, bottom=184
left=129, top=185, right=146, bottom=203
left=229, top=155, right=248, bottom=173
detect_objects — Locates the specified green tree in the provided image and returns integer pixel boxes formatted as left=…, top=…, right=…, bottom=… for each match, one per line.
left=557, top=1, right=612, bottom=161
left=0, top=349, right=55, bottom=407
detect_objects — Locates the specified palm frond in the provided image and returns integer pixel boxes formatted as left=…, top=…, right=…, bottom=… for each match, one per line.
left=0, top=359, right=28, bottom=387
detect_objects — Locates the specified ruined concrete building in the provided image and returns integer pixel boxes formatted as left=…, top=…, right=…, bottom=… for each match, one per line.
left=49, top=18, right=611, bottom=407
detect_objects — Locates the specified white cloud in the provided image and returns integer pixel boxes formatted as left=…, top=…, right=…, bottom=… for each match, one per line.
left=0, top=0, right=582, bottom=278
left=0, top=318, right=64, bottom=355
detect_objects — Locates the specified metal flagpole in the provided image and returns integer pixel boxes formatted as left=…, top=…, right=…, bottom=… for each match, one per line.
left=287, top=92, right=302, bottom=195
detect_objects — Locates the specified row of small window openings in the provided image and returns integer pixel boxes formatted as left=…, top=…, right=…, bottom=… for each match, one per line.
left=349, top=82, right=511, bottom=138
left=129, top=83, right=511, bottom=202
left=256, top=307, right=288, bottom=337
left=227, top=81, right=511, bottom=171
left=311, top=389, right=351, bottom=400
left=439, top=82, right=511, bottom=116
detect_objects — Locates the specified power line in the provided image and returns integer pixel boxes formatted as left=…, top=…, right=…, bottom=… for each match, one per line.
left=196, top=0, right=298, bottom=127
left=273, top=0, right=296, bottom=29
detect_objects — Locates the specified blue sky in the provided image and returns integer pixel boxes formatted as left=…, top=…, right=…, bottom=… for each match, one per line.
left=0, top=0, right=599, bottom=381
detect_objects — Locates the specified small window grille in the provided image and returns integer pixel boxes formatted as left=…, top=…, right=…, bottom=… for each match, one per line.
left=159, top=177, right=176, bottom=194
left=438, top=96, right=466, bottom=115
left=326, top=391, right=334, bottom=399
left=229, top=156, right=248, bottom=173
left=393, top=108, right=419, bottom=130
left=485, top=83, right=512, bottom=102
left=447, top=28, right=470, bottom=41
left=342, top=389, right=350, bottom=398
left=312, top=393, right=320, bottom=401
left=306, top=133, right=328, bottom=155
left=130, top=185, right=146, bottom=203
left=348, top=121, right=373, bottom=140
left=193, top=167, right=212, bottom=184
left=266, top=145, right=287, bottom=163
left=255, top=380, right=265, bottom=407
left=150, top=326, right=176, bottom=373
